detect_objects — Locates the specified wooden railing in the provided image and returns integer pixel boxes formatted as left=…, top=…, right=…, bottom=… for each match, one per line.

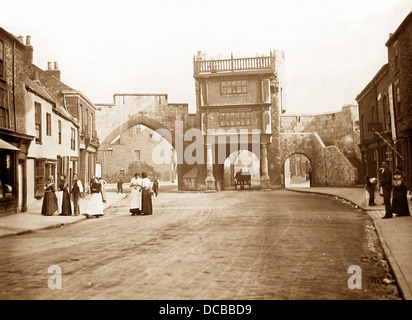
left=194, top=54, right=274, bottom=75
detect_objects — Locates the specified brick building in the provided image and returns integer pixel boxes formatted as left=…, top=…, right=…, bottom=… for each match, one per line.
left=357, top=11, right=412, bottom=187
left=0, top=30, right=34, bottom=214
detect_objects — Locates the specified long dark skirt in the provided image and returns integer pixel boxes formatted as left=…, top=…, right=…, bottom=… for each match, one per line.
left=141, top=189, right=153, bottom=215
left=41, top=191, right=58, bottom=216
left=392, top=186, right=411, bottom=216
left=61, top=190, right=72, bottom=215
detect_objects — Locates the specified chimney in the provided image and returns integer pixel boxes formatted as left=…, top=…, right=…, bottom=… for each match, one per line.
left=22, top=35, right=34, bottom=65
left=17, top=36, right=24, bottom=43
left=45, top=61, right=61, bottom=80
left=33, top=70, right=40, bottom=82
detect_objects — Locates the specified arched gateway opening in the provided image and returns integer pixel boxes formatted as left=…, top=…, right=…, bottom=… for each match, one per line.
left=97, top=116, right=177, bottom=184
left=222, top=150, right=260, bottom=190
left=284, top=153, right=312, bottom=187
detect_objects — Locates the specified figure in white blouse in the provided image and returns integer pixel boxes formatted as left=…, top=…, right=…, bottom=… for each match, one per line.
left=129, top=173, right=142, bottom=215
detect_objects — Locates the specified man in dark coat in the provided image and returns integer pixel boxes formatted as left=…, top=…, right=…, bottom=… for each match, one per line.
left=379, top=162, right=393, bottom=219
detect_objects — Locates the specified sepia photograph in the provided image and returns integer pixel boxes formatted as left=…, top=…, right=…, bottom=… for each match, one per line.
left=1, top=0, right=412, bottom=308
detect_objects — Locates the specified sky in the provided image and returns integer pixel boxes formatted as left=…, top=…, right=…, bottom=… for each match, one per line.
left=1, top=0, right=411, bottom=115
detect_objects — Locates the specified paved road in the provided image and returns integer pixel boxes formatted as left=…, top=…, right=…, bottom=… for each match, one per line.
left=0, top=190, right=401, bottom=300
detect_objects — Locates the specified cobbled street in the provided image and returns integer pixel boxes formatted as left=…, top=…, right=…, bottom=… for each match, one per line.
left=0, top=189, right=401, bottom=300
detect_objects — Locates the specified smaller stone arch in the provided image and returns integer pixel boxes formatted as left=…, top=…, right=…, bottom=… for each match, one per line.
left=282, top=152, right=313, bottom=187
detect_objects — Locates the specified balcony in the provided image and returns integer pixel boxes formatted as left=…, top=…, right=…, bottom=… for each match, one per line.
left=194, top=53, right=276, bottom=76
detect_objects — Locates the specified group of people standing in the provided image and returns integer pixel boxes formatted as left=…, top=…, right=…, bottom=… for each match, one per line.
left=41, top=174, right=105, bottom=218
left=365, top=161, right=410, bottom=219
left=129, top=172, right=158, bottom=216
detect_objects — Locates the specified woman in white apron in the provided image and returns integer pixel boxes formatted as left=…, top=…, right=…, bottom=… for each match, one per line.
left=85, top=177, right=104, bottom=218
left=130, top=173, right=142, bottom=215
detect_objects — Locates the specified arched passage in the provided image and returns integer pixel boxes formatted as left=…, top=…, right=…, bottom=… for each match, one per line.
left=99, top=114, right=176, bottom=150
left=283, top=153, right=312, bottom=187
left=97, top=115, right=177, bottom=182
left=218, top=149, right=260, bottom=190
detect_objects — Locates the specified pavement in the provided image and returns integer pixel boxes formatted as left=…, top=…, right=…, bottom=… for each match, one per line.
left=0, top=183, right=411, bottom=300
left=0, top=186, right=127, bottom=239
left=286, top=186, right=412, bottom=300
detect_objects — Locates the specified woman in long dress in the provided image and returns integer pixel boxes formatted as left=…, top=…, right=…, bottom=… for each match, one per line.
left=60, top=175, right=72, bottom=216
left=130, top=173, right=142, bottom=215
left=140, top=172, right=153, bottom=215
left=391, top=167, right=410, bottom=217
left=85, top=177, right=104, bottom=218
left=41, top=175, right=58, bottom=216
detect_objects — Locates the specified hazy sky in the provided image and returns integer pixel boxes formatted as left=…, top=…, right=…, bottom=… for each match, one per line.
left=1, top=0, right=411, bottom=115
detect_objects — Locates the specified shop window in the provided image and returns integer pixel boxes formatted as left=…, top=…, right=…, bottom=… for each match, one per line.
left=0, top=150, right=15, bottom=199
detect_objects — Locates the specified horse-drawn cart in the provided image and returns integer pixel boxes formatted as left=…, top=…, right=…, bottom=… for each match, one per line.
left=234, top=171, right=251, bottom=189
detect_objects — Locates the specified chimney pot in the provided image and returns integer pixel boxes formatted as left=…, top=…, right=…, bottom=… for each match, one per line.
left=34, top=70, right=40, bottom=81
left=26, top=35, right=31, bottom=46
left=54, top=61, right=59, bottom=70
left=47, top=62, right=52, bottom=70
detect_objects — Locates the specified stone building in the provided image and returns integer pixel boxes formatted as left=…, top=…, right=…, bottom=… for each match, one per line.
left=95, top=94, right=186, bottom=183
left=357, top=11, right=412, bottom=186
left=97, top=124, right=176, bottom=182
left=281, top=105, right=362, bottom=184
left=191, top=50, right=286, bottom=190
left=0, top=29, right=33, bottom=214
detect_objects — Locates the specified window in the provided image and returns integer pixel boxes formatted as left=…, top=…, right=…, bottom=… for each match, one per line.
left=0, top=87, right=9, bottom=129
left=71, top=128, right=76, bottom=150
left=90, top=112, right=93, bottom=137
left=58, top=120, right=62, bottom=144
left=34, top=159, right=45, bottom=199
left=0, top=150, right=15, bottom=199
left=85, top=108, right=89, bottom=135
left=221, top=80, right=247, bottom=95
left=35, top=102, right=42, bottom=143
left=394, top=46, right=399, bottom=71
left=46, top=113, right=51, bottom=136
left=382, top=95, right=387, bottom=131
left=134, top=150, right=141, bottom=161
left=219, top=112, right=251, bottom=127
left=395, top=85, right=401, bottom=116
left=0, top=40, right=4, bottom=79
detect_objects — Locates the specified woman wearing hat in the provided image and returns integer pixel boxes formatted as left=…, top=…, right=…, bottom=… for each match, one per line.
left=41, top=175, right=59, bottom=216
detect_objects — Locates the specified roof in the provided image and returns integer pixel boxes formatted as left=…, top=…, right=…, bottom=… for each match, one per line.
left=355, top=64, right=389, bottom=102
left=386, top=10, right=412, bottom=47
left=24, top=76, right=79, bottom=127
left=0, top=27, right=27, bottom=49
